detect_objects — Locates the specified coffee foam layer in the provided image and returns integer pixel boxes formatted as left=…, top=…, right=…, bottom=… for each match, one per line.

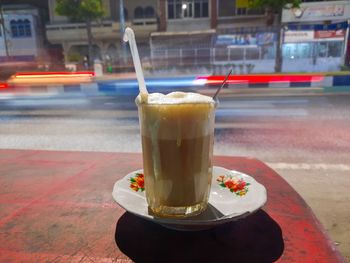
left=139, top=103, right=215, bottom=139
left=137, top=92, right=214, bottom=104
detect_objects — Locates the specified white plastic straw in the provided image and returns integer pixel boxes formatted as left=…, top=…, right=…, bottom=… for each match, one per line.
left=123, top=27, right=148, bottom=98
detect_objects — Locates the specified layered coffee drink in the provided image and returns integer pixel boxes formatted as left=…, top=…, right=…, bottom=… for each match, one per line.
left=136, top=92, right=215, bottom=218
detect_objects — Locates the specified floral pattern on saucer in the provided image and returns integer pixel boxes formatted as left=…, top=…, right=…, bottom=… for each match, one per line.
left=113, top=166, right=267, bottom=230
left=129, top=173, right=145, bottom=192
left=217, top=175, right=250, bottom=196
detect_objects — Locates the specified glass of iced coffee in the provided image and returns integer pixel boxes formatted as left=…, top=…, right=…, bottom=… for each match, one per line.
left=136, top=91, right=216, bottom=218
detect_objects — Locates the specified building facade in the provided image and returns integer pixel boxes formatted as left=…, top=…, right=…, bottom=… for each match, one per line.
left=151, top=0, right=270, bottom=73
left=45, top=0, right=348, bottom=73
left=0, top=5, right=43, bottom=61
left=46, top=0, right=158, bottom=67
left=45, top=0, right=270, bottom=72
left=281, top=0, right=350, bottom=72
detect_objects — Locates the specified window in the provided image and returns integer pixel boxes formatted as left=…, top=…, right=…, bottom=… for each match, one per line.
left=236, top=8, right=247, bottom=15
left=168, top=2, right=174, bottom=19
left=24, top=19, right=31, bottom=36
left=10, top=20, right=18, bottom=37
left=134, top=6, right=155, bottom=19
left=282, top=43, right=313, bottom=59
left=317, top=42, right=327, bottom=58
left=134, top=7, right=143, bottom=19
left=144, top=6, right=155, bottom=18
left=168, top=0, right=208, bottom=19
left=167, top=0, right=182, bottom=19
left=10, top=19, right=32, bottom=38
left=183, top=2, right=193, bottom=18
left=328, top=41, right=342, bottom=57
left=194, top=0, right=208, bottom=18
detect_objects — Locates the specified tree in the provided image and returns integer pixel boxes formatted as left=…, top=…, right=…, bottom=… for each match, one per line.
left=56, top=0, right=104, bottom=67
left=249, top=0, right=300, bottom=72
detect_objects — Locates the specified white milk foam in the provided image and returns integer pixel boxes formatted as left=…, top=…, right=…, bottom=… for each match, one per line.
left=137, top=92, right=214, bottom=104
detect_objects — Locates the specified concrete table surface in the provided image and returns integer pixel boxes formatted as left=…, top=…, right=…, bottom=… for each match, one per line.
left=0, top=150, right=345, bottom=262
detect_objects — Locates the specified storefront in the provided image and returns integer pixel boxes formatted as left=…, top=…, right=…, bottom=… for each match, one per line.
left=281, top=1, right=350, bottom=72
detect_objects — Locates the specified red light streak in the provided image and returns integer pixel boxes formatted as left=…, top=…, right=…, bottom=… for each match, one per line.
left=0, top=83, right=8, bottom=89
left=196, top=74, right=324, bottom=85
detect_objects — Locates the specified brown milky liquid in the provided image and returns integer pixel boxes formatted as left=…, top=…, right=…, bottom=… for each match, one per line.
left=142, top=135, right=213, bottom=206
left=138, top=101, right=215, bottom=217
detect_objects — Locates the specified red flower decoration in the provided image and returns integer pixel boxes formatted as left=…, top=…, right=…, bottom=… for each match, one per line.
left=225, top=180, right=235, bottom=189
left=217, top=175, right=250, bottom=196
left=129, top=173, right=145, bottom=192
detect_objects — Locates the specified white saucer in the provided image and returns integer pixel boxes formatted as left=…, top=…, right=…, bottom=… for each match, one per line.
left=112, top=166, right=267, bottom=231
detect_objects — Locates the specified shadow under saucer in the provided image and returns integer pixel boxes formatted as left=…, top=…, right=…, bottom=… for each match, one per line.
left=115, top=209, right=284, bottom=263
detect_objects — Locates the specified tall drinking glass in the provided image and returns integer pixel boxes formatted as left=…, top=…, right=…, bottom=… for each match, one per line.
left=136, top=92, right=216, bottom=218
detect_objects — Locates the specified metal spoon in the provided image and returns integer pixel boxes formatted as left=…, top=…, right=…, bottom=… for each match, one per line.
left=213, top=68, right=233, bottom=101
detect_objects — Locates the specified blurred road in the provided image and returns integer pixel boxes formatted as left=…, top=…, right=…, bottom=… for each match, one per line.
left=1, top=93, right=349, bottom=161
left=0, top=91, right=350, bottom=258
